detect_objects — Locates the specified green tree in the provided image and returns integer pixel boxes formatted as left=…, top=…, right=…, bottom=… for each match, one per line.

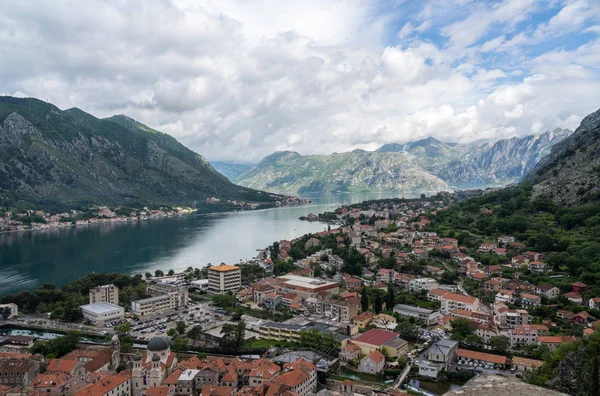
left=168, top=269, right=175, bottom=276
left=154, top=270, right=164, bottom=277
left=220, top=322, right=246, bottom=353
left=115, top=323, right=131, bottom=337
left=450, top=318, right=474, bottom=342
left=361, top=286, right=369, bottom=312
left=374, top=293, right=383, bottom=314
left=212, top=293, right=237, bottom=309
left=120, top=335, right=134, bottom=353
left=489, top=335, right=510, bottom=353
left=172, top=337, right=189, bottom=352
left=145, top=272, right=152, bottom=279
left=30, top=332, right=81, bottom=358
left=176, top=320, right=187, bottom=335
left=386, top=284, right=395, bottom=311
left=167, top=328, right=178, bottom=338
left=187, top=325, right=203, bottom=346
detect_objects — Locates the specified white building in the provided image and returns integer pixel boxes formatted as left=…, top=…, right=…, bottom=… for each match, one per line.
left=131, top=292, right=186, bottom=317
left=0, top=303, right=18, bottom=319
left=89, top=284, right=119, bottom=305
left=408, top=278, right=439, bottom=293
left=190, top=279, right=209, bottom=291
left=393, top=304, right=441, bottom=325
left=207, top=264, right=241, bottom=295
left=80, top=302, right=124, bottom=325
left=440, top=292, right=479, bottom=314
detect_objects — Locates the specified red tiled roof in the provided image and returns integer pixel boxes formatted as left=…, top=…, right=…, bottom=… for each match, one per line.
left=352, top=329, right=398, bottom=346
left=364, top=350, right=385, bottom=364
left=46, top=358, right=80, bottom=374
left=273, top=370, right=309, bottom=388
left=74, top=371, right=131, bottom=396
left=457, top=349, right=508, bottom=365
left=442, top=292, right=476, bottom=304
left=146, top=387, right=171, bottom=396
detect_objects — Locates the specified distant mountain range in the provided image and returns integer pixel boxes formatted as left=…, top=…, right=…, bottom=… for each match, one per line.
left=232, top=131, right=572, bottom=194
left=211, top=161, right=255, bottom=180
left=0, top=96, right=281, bottom=210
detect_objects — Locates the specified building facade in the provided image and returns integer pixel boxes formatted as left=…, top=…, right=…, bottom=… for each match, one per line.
left=89, top=284, right=119, bottom=305
left=208, top=264, right=242, bottom=295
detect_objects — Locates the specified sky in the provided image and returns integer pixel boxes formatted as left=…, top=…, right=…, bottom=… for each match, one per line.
left=1, top=0, right=600, bottom=162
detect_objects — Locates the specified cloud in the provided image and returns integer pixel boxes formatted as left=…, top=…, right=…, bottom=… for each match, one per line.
left=0, top=0, right=599, bottom=162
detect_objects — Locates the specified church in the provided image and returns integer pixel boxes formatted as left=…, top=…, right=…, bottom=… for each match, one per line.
left=132, top=336, right=178, bottom=396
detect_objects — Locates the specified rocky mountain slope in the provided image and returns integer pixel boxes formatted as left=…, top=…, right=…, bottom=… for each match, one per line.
left=233, top=151, right=451, bottom=194
left=210, top=161, right=255, bottom=180
left=530, top=108, right=600, bottom=205
left=0, top=96, right=279, bottom=210
left=234, top=131, right=571, bottom=194
left=435, top=129, right=572, bottom=188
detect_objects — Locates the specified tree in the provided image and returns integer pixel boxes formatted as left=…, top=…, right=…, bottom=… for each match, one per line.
left=176, top=320, right=188, bottom=335
left=450, top=318, right=474, bottom=342
left=115, top=323, right=131, bottom=337
left=361, top=286, right=369, bottom=312
left=0, top=306, right=12, bottom=320
left=167, top=328, right=178, bottom=338
left=154, top=270, right=164, bottom=277
left=212, top=294, right=237, bottom=309
left=30, top=332, right=81, bottom=358
left=121, top=335, right=134, bottom=353
left=220, top=322, right=246, bottom=353
left=386, top=284, right=395, bottom=311
left=172, top=337, right=189, bottom=352
left=145, top=272, right=152, bottom=279
left=374, top=293, right=383, bottom=314
left=187, top=325, right=203, bottom=346
left=489, top=336, right=510, bottom=353
left=168, top=269, right=175, bottom=276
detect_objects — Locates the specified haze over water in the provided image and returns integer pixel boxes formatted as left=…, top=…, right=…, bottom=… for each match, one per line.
left=0, top=192, right=423, bottom=297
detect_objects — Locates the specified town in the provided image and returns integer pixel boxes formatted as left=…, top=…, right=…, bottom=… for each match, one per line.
left=0, top=193, right=597, bottom=396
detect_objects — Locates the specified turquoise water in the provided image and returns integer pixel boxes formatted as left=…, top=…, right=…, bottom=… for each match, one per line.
left=0, top=192, right=419, bottom=296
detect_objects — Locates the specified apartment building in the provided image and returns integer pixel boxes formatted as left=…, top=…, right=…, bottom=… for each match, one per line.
left=208, top=264, right=241, bottom=295
left=89, top=284, right=119, bottom=305
left=314, top=299, right=358, bottom=322
left=147, top=283, right=189, bottom=307
left=510, top=324, right=549, bottom=347
left=131, top=292, right=187, bottom=316
left=408, top=278, right=439, bottom=293
left=440, top=292, right=479, bottom=314
left=0, top=358, right=40, bottom=387
left=393, top=304, right=441, bottom=325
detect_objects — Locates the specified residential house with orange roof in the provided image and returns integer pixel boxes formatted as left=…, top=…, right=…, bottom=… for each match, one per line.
left=201, top=385, right=236, bottom=396
left=511, top=357, right=544, bottom=373
left=282, top=359, right=316, bottom=395
left=439, top=292, right=479, bottom=314
left=456, top=349, right=510, bottom=369
left=352, top=311, right=374, bottom=329
left=521, top=293, right=541, bottom=307
left=249, top=361, right=281, bottom=387
left=339, top=344, right=361, bottom=362
left=74, top=371, right=132, bottom=396
left=509, top=324, right=549, bottom=347
left=537, top=335, right=577, bottom=351
left=31, top=373, right=71, bottom=393
left=45, top=358, right=85, bottom=376
left=358, top=350, right=385, bottom=375
left=145, top=386, right=173, bottom=396
left=534, top=284, right=560, bottom=299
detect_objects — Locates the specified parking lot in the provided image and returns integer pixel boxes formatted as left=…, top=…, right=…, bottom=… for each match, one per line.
left=128, top=302, right=230, bottom=342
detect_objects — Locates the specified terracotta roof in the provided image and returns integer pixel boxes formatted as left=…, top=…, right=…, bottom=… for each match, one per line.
left=33, top=373, right=71, bottom=388
left=62, top=350, right=100, bottom=360
left=442, top=292, right=476, bottom=304
left=146, top=387, right=171, bottom=396
left=352, top=329, right=399, bottom=346
left=46, top=358, right=80, bottom=374
left=283, top=359, right=315, bottom=375
left=538, top=336, right=575, bottom=344
left=343, top=344, right=362, bottom=353
left=74, top=371, right=131, bottom=396
left=273, top=369, right=309, bottom=388
left=512, top=325, right=548, bottom=335
left=511, top=357, right=544, bottom=369
left=522, top=293, right=540, bottom=300
left=457, top=349, right=509, bottom=365
left=353, top=311, right=374, bottom=321
left=428, top=288, right=449, bottom=297
left=221, top=368, right=238, bottom=383
left=83, top=350, right=112, bottom=372
left=563, top=292, right=582, bottom=299
left=364, top=350, right=385, bottom=364
left=201, top=385, right=234, bottom=396
left=209, top=264, right=240, bottom=272
left=163, top=368, right=182, bottom=385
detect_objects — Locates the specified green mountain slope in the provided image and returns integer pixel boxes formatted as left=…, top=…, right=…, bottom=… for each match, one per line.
left=0, top=96, right=279, bottom=210
left=210, top=161, right=255, bottom=180
left=233, top=151, right=451, bottom=194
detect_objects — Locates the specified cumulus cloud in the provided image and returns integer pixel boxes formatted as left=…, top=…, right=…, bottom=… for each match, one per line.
left=0, top=0, right=599, bottom=162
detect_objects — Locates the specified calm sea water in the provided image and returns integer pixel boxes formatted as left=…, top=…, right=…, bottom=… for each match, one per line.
left=0, top=192, right=422, bottom=297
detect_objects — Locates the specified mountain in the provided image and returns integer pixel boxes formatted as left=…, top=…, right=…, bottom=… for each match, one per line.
left=530, top=108, right=600, bottom=205
left=0, top=96, right=280, bottom=210
left=210, top=161, right=255, bottom=180
left=233, top=151, right=451, bottom=194
left=234, top=131, right=571, bottom=194
left=435, top=129, right=572, bottom=188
